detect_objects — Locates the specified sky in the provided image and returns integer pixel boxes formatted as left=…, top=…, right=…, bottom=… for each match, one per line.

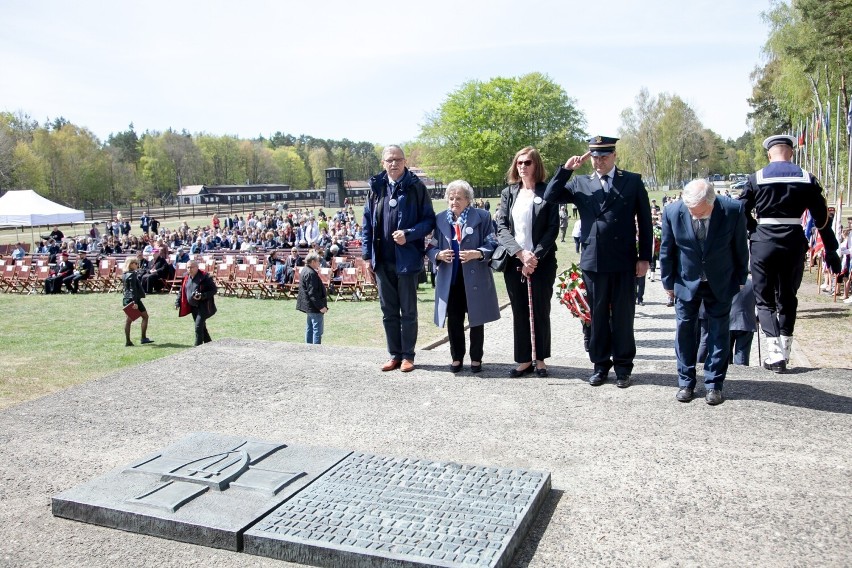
left=1, top=0, right=770, bottom=147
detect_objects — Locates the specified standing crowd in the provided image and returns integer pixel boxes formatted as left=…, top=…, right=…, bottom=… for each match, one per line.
left=363, top=137, right=844, bottom=407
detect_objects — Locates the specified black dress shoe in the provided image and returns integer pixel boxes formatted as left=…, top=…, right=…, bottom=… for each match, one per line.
left=470, top=363, right=482, bottom=374
left=763, top=359, right=787, bottom=373
left=449, top=362, right=463, bottom=373
left=676, top=387, right=694, bottom=402
left=615, top=374, right=631, bottom=388
left=509, top=364, right=534, bottom=378
left=589, top=371, right=607, bottom=386
left=705, top=389, right=723, bottom=405
left=535, top=367, right=548, bottom=377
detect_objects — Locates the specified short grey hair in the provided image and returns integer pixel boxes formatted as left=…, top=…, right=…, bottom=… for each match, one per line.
left=305, top=250, right=321, bottom=265
left=444, top=180, right=474, bottom=204
left=382, top=145, right=405, bottom=160
left=681, top=179, right=716, bottom=208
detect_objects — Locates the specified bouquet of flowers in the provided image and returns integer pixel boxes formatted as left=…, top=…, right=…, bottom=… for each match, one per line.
left=555, top=262, right=591, bottom=324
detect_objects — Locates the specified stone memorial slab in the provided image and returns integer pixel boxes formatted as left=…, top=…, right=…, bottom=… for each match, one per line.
left=243, top=452, right=551, bottom=568
left=51, top=433, right=351, bottom=551
left=53, top=434, right=551, bottom=567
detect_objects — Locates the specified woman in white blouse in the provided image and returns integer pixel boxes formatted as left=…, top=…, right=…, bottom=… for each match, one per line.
left=495, top=147, right=560, bottom=377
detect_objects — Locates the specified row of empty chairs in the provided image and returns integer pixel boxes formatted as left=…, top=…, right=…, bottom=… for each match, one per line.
left=0, top=253, right=378, bottom=301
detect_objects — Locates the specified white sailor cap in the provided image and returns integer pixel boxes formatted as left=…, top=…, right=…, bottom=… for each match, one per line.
left=762, top=135, right=796, bottom=150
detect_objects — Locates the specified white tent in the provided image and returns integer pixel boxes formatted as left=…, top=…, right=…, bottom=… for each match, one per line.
left=0, top=190, right=85, bottom=227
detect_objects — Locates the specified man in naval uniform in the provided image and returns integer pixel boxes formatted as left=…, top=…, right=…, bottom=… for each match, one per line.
left=738, top=134, right=841, bottom=372
left=544, top=136, right=653, bottom=388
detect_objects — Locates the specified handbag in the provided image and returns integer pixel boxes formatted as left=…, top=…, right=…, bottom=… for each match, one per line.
left=123, top=302, right=142, bottom=322
left=489, top=245, right=509, bottom=272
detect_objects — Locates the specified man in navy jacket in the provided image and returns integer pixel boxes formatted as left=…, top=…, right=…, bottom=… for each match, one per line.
left=362, top=145, right=436, bottom=372
left=661, top=179, right=748, bottom=405
left=544, top=136, right=652, bottom=388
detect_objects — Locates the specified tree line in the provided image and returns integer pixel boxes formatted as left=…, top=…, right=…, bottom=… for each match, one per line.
left=0, top=114, right=383, bottom=207
left=748, top=0, right=850, bottom=197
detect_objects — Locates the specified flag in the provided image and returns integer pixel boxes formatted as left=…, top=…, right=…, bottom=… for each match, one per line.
left=801, top=210, right=814, bottom=241
left=847, top=98, right=852, bottom=138
left=812, top=230, right=824, bottom=255
left=824, top=102, right=830, bottom=134
left=799, top=123, right=806, bottom=147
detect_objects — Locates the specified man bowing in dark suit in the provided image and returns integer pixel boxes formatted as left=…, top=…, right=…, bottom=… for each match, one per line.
left=545, top=136, right=653, bottom=388
left=660, top=179, right=748, bottom=405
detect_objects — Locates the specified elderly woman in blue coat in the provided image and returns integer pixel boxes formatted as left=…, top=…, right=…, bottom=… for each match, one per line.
left=428, top=180, right=501, bottom=373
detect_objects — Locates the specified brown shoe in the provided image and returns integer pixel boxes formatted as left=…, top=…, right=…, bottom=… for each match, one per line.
left=400, top=359, right=415, bottom=373
left=381, top=359, right=401, bottom=372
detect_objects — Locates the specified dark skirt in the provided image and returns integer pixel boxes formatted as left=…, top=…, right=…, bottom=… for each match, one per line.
left=123, top=297, right=147, bottom=312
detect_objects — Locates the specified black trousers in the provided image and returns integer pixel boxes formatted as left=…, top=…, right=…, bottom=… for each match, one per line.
left=446, top=270, right=483, bottom=362
left=750, top=240, right=806, bottom=337
left=190, top=308, right=212, bottom=346
left=582, top=269, right=636, bottom=374
left=503, top=255, right=556, bottom=363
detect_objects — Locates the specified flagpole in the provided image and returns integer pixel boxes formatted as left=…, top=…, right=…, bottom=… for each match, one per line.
left=847, top=133, right=851, bottom=206
left=834, top=94, right=841, bottom=202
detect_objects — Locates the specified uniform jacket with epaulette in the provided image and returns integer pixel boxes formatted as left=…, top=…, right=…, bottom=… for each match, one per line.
left=544, top=166, right=653, bottom=272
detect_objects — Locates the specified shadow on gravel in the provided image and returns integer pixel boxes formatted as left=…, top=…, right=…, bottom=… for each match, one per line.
left=796, top=309, right=850, bottom=319
left=511, top=489, right=564, bottom=568
left=633, top=373, right=852, bottom=415
left=635, top=312, right=678, bottom=320
left=634, top=338, right=679, bottom=350
left=412, top=363, right=589, bottom=380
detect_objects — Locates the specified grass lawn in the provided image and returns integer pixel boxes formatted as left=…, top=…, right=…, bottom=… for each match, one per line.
left=0, top=193, right=589, bottom=410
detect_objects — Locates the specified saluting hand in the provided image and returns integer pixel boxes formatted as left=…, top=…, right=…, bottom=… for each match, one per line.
left=564, top=151, right=592, bottom=170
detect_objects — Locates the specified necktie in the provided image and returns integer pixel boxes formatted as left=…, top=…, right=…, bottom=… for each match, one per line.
left=455, top=223, right=462, bottom=243
left=600, top=174, right=610, bottom=192
left=694, top=218, right=706, bottom=242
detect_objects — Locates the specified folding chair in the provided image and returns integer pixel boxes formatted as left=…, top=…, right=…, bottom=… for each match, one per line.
left=214, top=262, right=237, bottom=296
left=335, top=267, right=361, bottom=301
left=32, top=265, right=52, bottom=294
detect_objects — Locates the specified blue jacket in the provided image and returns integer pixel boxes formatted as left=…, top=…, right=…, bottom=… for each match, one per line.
left=362, top=169, right=436, bottom=274
left=660, top=196, right=748, bottom=302
left=427, top=208, right=500, bottom=328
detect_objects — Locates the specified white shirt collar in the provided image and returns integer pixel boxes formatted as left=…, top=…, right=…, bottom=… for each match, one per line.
left=597, top=167, right=616, bottom=180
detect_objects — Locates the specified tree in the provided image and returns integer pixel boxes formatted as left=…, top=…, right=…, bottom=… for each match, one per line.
left=619, top=88, right=664, bottom=186
left=755, top=0, right=852, bottom=187
left=106, top=123, right=142, bottom=168
left=197, top=134, right=242, bottom=185
left=419, top=73, right=586, bottom=187
left=0, top=111, right=39, bottom=190
left=31, top=123, right=110, bottom=204
left=239, top=140, right=277, bottom=184
left=271, top=146, right=310, bottom=188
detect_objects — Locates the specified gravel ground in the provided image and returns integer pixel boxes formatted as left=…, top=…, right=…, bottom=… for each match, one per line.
left=1, top=283, right=850, bottom=567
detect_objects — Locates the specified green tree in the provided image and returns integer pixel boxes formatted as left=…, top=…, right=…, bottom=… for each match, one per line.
left=106, top=123, right=141, bottom=168
left=619, top=88, right=664, bottom=186
left=0, top=111, right=39, bottom=190
left=419, top=73, right=586, bottom=187
left=31, top=123, right=110, bottom=205
left=271, top=146, right=310, bottom=188
left=239, top=140, right=277, bottom=184
left=196, top=134, right=242, bottom=185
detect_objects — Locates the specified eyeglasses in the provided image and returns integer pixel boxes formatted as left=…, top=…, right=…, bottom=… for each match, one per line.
left=516, top=160, right=533, bottom=167
left=384, top=158, right=404, bottom=164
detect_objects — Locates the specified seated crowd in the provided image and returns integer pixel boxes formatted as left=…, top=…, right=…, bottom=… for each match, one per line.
left=1, top=205, right=368, bottom=296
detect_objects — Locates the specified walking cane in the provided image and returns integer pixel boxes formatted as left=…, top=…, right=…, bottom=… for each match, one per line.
left=526, top=272, right=537, bottom=364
